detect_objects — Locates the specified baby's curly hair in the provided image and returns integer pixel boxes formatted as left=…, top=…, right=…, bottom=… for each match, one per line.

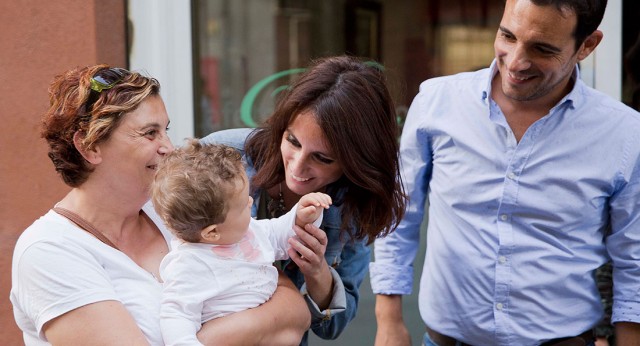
left=151, top=139, right=246, bottom=242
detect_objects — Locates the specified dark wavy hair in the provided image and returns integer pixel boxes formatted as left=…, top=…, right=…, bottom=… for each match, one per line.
left=41, top=65, right=160, bottom=187
left=245, top=55, right=407, bottom=243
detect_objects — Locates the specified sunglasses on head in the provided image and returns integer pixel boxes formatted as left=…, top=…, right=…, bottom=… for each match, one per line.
left=86, top=67, right=128, bottom=112
left=90, top=67, right=127, bottom=92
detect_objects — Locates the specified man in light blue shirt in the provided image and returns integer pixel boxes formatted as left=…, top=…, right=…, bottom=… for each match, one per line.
left=370, top=0, right=640, bottom=345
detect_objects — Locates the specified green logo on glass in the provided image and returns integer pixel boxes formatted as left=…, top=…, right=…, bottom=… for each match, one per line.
left=240, top=68, right=306, bottom=127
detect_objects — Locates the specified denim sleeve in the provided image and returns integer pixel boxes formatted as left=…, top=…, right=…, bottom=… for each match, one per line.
left=303, top=236, right=370, bottom=340
left=199, top=128, right=254, bottom=153
left=300, top=267, right=346, bottom=323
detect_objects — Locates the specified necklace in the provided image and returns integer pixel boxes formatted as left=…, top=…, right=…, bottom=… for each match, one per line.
left=267, top=182, right=287, bottom=217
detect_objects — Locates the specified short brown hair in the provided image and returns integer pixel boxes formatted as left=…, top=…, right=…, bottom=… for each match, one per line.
left=41, top=65, right=160, bottom=187
left=528, top=0, right=607, bottom=51
left=151, top=139, right=245, bottom=242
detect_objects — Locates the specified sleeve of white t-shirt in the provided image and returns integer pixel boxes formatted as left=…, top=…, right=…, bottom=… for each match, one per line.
left=13, top=238, right=120, bottom=339
left=254, top=202, right=323, bottom=260
left=159, top=248, right=220, bottom=346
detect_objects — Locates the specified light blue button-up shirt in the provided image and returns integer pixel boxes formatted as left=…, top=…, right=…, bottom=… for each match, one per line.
left=370, top=61, right=640, bottom=345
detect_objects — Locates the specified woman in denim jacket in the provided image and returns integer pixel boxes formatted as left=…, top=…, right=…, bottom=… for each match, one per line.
left=201, top=56, right=407, bottom=345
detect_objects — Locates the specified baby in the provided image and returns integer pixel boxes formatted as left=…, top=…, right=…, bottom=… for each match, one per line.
left=151, top=139, right=331, bottom=346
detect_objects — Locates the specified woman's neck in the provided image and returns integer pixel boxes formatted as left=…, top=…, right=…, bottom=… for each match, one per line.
left=58, top=185, right=168, bottom=281
left=267, top=182, right=301, bottom=212
left=58, top=187, right=147, bottom=241
left=281, top=184, right=300, bottom=211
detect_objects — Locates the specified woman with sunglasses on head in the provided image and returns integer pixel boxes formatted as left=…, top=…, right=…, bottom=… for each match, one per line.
left=10, top=65, right=310, bottom=345
left=201, top=55, right=408, bottom=345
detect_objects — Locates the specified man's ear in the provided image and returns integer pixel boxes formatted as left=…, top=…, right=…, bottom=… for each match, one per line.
left=577, top=30, right=604, bottom=61
left=73, top=131, right=102, bottom=165
left=201, top=224, right=220, bottom=242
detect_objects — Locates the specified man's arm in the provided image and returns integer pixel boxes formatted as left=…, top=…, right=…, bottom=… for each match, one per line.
left=197, top=271, right=310, bottom=346
left=370, top=86, right=432, bottom=346
left=374, top=295, right=411, bottom=346
left=607, top=134, right=640, bottom=344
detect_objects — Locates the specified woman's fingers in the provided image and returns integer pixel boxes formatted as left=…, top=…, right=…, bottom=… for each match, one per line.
left=288, top=224, right=328, bottom=270
left=295, top=223, right=327, bottom=249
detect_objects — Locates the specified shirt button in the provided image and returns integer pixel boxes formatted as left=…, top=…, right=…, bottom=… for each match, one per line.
left=496, top=303, right=504, bottom=310
left=498, top=256, right=506, bottom=264
left=507, top=172, right=516, bottom=180
left=500, top=214, right=508, bottom=221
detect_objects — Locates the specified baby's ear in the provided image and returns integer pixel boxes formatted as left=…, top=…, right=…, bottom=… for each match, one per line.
left=201, top=224, right=220, bottom=242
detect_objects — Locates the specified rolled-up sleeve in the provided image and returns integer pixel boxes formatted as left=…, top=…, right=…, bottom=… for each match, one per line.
left=608, top=133, right=640, bottom=324
left=370, top=90, right=432, bottom=295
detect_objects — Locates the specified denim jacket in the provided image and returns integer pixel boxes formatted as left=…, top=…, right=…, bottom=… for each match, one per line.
left=201, top=128, right=370, bottom=344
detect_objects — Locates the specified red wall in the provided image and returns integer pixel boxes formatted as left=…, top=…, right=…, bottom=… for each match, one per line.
left=0, top=1, right=126, bottom=342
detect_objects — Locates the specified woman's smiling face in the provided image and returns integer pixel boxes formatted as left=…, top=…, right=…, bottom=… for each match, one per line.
left=94, top=95, right=173, bottom=195
left=280, top=111, right=343, bottom=196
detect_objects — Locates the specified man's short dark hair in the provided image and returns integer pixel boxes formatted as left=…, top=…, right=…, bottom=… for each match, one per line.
left=530, top=0, right=607, bottom=50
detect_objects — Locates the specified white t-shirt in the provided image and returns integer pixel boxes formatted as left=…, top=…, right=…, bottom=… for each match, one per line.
left=10, top=202, right=172, bottom=346
left=159, top=204, right=322, bottom=346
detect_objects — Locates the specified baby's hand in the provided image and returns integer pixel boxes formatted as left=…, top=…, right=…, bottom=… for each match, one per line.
left=296, top=192, right=332, bottom=227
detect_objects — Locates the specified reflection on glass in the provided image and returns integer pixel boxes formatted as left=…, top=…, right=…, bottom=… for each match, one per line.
left=192, top=0, right=504, bottom=138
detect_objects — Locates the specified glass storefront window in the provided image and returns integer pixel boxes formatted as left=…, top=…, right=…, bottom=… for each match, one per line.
left=192, top=0, right=505, bottom=137
left=188, top=1, right=637, bottom=345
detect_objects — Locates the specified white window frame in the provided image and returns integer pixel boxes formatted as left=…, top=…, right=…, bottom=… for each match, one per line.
left=578, top=0, right=622, bottom=100
left=128, top=0, right=194, bottom=146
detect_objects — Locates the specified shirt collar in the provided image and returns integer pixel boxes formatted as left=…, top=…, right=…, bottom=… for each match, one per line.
left=480, top=60, right=498, bottom=104
left=560, top=66, right=581, bottom=109
left=482, top=59, right=582, bottom=110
